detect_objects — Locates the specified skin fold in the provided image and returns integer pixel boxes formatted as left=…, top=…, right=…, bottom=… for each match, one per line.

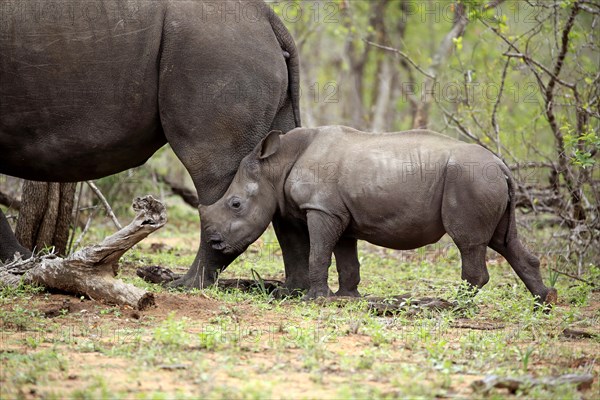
left=201, top=126, right=557, bottom=305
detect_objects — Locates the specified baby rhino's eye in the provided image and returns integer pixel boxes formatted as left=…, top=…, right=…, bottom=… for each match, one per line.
left=229, top=197, right=242, bottom=210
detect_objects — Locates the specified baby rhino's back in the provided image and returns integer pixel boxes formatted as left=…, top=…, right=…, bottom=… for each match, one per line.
left=301, top=127, right=485, bottom=249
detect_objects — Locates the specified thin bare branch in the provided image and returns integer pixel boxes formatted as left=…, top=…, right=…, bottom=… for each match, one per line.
left=551, top=268, right=598, bottom=288
left=438, top=105, right=493, bottom=152
left=503, top=52, right=576, bottom=90
left=491, top=56, right=511, bottom=156
left=86, top=180, right=122, bottom=230
left=0, top=189, right=20, bottom=210
left=363, top=40, right=435, bottom=80
left=508, top=162, right=556, bottom=170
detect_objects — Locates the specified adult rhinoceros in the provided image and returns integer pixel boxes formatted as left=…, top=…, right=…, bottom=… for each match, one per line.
left=0, top=0, right=309, bottom=291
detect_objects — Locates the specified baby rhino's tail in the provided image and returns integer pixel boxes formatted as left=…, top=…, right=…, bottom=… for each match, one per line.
left=497, top=160, right=516, bottom=245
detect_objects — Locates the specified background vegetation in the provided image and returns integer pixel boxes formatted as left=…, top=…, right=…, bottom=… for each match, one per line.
left=0, top=1, right=598, bottom=398
left=278, top=0, right=599, bottom=271
left=2, top=0, right=597, bottom=271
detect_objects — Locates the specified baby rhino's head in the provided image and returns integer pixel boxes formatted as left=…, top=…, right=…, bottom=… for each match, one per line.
left=200, top=131, right=282, bottom=255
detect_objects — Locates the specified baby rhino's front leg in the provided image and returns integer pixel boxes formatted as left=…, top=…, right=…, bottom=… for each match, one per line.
left=304, top=210, right=346, bottom=299
left=334, top=237, right=361, bottom=297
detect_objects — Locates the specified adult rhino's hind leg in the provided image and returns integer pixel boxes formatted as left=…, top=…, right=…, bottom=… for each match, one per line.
left=157, top=0, right=298, bottom=290
left=0, top=209, right=32, bottom=262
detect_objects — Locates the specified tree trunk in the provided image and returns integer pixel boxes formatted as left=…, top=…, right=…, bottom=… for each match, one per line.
left=371, top=59, right=395, bottom=132
left=15, top=181, right=76, bottom=255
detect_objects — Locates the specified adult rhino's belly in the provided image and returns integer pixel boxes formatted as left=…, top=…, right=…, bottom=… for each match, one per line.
left=0, top=117, right=166, bottom=182
left=0, top=1, right=165, bottom=181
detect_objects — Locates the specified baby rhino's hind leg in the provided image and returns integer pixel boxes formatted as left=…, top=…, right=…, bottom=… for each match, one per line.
left=334, top=237, right=361, bottom=297
left=441, top=168, right=504, bottom=296
left=456, top=244, right=489, bottom=293
left=489, top=233, right=556, bottom=305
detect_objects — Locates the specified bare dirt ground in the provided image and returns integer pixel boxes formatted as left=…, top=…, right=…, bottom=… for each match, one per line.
left=2, top=290, right=599, bottom=398
left=1, top=234, right=599, bottom=399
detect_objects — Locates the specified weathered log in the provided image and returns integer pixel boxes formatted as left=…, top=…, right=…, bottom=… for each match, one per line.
left=0, top=196, right=166, bottom=310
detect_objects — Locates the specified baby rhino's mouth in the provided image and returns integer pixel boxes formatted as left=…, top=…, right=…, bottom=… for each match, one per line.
left=210, top=241, right=227, bottom=251
left=207, top=233, right=227, bottom=251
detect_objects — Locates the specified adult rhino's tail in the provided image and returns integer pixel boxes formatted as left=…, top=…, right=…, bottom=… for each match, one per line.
left=498, top=160, right=516, bottom=246
left=266, top=6, right=301, bottom=127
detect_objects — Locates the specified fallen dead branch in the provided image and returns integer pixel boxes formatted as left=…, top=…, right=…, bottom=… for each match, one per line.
left=136, top=265, right=284, bottom=293
left=136, top=266, right=454, bottom=314
left=451, top=320, right=505, bottom=330
left=216, top=278, right=284, bottom=293
left=366, top=295, right=454, bottom=316
left=472, top=373, right=594, bottom=394
left=315, top=294, right=454, bottom=316
left=137, top=265, right=456, bottom=313
left=561, top=328, right=597, bottom=340
left=137, top=265, right=181, bottom=284
left=0, top=196, right=166, bottom=310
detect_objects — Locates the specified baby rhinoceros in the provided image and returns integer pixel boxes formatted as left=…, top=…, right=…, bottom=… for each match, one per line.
left=201, top=126, right=557, bottom=305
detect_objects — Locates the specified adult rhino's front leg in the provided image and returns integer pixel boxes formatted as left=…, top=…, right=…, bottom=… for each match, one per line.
left=161, top=114, right=274, bottom=289
left=157, top=1, right=297, bottom=289
left=165, top=114, right=260, bottom=289
left=169, top=221, right=239, bottom=288
left=0, top=209, right=31, bottom=262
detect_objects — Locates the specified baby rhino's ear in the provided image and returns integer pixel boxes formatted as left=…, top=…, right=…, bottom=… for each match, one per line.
left=258, top=130, right=282, bottom=159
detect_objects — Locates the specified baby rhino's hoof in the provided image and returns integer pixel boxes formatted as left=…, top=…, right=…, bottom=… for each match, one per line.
left=535, top=287, right=558, bottom=313
left=544, top=287, right=558, bottom=305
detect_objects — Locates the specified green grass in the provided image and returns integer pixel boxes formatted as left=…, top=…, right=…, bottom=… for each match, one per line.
left=1, top=203, right=598, bottom=399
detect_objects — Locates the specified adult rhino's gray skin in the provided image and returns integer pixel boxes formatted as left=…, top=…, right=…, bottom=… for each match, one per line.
left=201, top=126, right=557, bottom=304
left=0, top=0, right=309, bottom=290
